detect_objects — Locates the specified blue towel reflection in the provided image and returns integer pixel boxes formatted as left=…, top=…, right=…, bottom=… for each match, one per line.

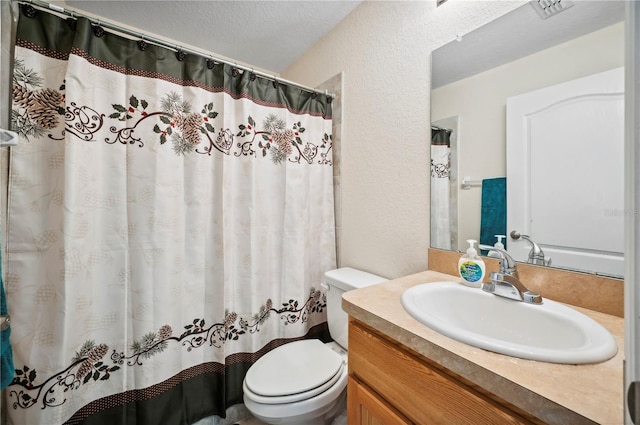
left=1, top=246, right=14, bottom=390
left=480, top=177, right=507, bottom=254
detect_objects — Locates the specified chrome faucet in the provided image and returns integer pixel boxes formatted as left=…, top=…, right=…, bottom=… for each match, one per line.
left=478, top=244, right=543, bottom=305
left=510, top=230, right=551, bottom=266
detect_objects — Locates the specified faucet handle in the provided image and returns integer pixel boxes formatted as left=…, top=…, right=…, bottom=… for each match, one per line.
left=511, top=230, right=550, bottom=266
left=478, top=244, right=518, bottom=277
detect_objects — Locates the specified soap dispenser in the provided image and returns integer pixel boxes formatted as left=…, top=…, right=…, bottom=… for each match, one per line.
left=458, top=239, right=486, bottom=287
left=487, top=235, right=506, bottom=259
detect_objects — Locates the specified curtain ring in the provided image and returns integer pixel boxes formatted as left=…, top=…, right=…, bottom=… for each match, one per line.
left=93, top=22, right=105, bottom=37
left=23, top=3, right=37, bottom=18
left=176, top=49, right=186, bottom=61
left=66, top=15, right=77, bottom=30
left=137, top=38, right=148, bottom=51
left=250, top=69, right=257, bottom=81
left=272, top=77, right=279, bottom=89
left=231, top=63, right=240, bottom=78
left=207, top=58, right=215, bottom=69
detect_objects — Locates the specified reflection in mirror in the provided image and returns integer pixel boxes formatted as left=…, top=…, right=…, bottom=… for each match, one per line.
left=430, top=1, right=625, bottom=277
left=430, top=116, right=458, bottom=251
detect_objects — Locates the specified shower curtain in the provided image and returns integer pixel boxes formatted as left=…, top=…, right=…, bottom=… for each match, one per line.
left=5, top=5, right=335, bottom=425
left=430, top=127, right=452, bottom=250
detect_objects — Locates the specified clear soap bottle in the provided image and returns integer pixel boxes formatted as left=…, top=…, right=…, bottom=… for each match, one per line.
left=487, top=235, right=506, bottom=258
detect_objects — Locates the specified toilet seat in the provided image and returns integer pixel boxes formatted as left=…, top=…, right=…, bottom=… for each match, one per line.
left=244, top=339, right=345, bottom=404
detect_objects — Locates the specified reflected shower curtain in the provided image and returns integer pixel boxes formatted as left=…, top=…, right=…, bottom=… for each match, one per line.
left=5, top=6, right=335, bottom=425
left=430, top=127, right=452, bottom=250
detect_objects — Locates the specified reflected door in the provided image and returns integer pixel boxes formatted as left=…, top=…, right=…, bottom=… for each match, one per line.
left=506, top=67, right=624, bottom=276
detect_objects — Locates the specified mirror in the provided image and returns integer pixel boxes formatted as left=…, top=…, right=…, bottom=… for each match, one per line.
left=430, top=1, right=626, bottom=277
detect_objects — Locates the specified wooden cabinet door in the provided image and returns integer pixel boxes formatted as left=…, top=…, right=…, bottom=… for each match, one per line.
left=347, top=375, right=412, bottom=425
left=349, top=321, right=538, bottom=424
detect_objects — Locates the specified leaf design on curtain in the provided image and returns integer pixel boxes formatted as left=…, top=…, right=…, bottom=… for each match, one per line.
left=12, top=59, right=66, bottom=140
left=106, top=91, right=205, bottom=152
left=8, top=289, right=326, bottom=412
left=12, top=59, right=105, bottom=142
left=431, top=157, right=451, bottom=178
left=12, top=59, right=333, bottom=164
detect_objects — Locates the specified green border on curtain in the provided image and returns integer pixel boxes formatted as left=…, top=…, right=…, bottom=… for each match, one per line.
left=15, top=5, right=333, bottom=119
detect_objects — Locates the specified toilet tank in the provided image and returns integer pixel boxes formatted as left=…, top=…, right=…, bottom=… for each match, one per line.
left=324, top=267, right=387, bottom=350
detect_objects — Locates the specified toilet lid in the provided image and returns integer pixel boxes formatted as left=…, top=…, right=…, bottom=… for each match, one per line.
left=244, top=339, right=343, bottom=398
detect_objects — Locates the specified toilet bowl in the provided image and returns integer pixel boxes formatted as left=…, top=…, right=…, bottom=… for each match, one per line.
left=242, top=268, right=387, bottom=425
left=243, top=340, right=347, bottom=425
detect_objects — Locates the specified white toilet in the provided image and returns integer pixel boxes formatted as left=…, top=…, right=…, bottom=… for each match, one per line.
left=242, top=267, right=387, bottom=425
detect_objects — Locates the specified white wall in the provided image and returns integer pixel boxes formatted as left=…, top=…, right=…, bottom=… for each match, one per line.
left=432, top=22, right=624, bottom=251
left=282, top=0, right=526, bottom=278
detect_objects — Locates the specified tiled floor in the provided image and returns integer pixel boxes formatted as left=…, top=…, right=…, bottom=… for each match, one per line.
left=235, top=411, right=347, bottom=425
left=235, top=418, right=266, bottom=425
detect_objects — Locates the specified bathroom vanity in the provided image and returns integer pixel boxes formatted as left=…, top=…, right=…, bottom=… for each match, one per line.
left=343, top=270, right=624, bottom=425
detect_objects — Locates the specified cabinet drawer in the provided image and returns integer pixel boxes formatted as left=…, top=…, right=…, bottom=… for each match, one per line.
left=348, top=320, right=535, bottom=424
left=348, top=375, right=412, bottom=425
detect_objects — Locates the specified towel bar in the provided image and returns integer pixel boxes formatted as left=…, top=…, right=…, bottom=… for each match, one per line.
left=461, top=176, right=482, bottom=190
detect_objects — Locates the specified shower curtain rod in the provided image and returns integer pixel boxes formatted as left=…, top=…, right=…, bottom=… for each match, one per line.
left=15, top=0, right=335, bottom=99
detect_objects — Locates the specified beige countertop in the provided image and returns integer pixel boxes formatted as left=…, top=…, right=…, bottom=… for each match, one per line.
left=342, top=270, right=624, bottom=425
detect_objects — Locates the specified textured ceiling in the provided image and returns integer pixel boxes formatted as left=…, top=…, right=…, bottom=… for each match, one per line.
left=432, top=0, right=626, bottom=88
left=64, top=0, right=362, bottom=74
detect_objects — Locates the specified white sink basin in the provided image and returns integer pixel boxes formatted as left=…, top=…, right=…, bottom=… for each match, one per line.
left=401, top=281, right=617, bottom=364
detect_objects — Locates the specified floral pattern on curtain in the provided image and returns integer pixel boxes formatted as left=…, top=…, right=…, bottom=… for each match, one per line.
left=430, top=127, right=452, bottom=250
left=5, top=6, right=335, bottom=425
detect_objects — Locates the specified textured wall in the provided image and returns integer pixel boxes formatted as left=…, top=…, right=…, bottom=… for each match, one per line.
left=282, top=1, right=526, bottom=279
